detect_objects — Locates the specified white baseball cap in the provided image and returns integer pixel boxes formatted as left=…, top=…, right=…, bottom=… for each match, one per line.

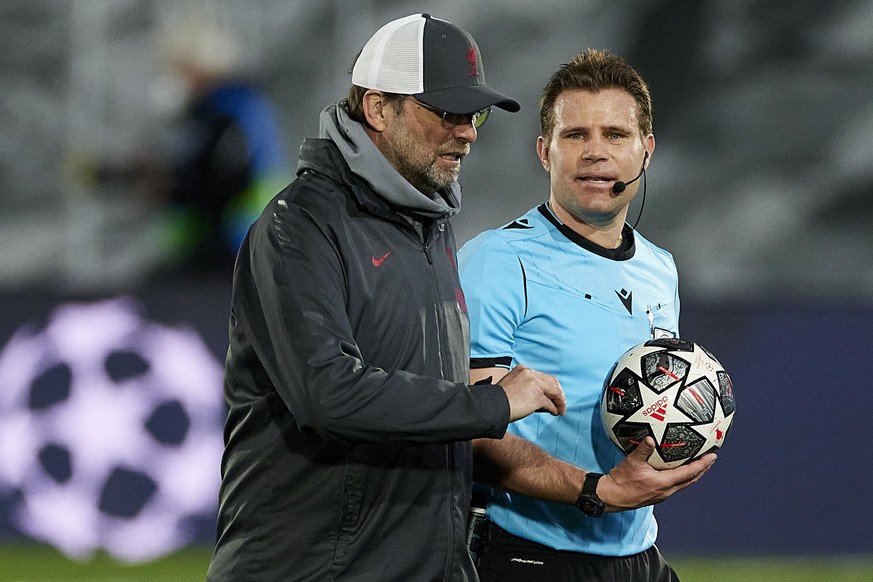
left=352, top=13, right=520, bottom=115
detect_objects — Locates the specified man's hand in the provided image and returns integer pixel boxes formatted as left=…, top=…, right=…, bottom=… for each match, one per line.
left=497, top=364, right=566, bottom=421
left=598, top=436, right=716, bottom=512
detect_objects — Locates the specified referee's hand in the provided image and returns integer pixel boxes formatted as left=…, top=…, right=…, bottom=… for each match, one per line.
left=600, top=437, right=717, bottom=512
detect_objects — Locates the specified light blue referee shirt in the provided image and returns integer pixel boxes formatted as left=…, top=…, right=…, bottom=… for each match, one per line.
left=458, top=203, right=680, bottom=557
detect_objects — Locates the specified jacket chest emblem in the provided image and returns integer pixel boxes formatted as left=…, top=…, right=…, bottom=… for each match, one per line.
left=371, top=250, right=392, bottom=267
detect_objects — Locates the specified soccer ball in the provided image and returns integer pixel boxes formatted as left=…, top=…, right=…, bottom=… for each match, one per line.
left=0, top=298, right=225, bottom=562
left=600, top=337, right=735, bottom=470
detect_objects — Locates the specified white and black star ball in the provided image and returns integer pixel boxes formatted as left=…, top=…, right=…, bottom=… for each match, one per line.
left=600, top=337, right=736, bottom=470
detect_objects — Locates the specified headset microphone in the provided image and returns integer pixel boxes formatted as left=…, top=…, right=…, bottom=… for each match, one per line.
left=612, top=151, right=649, bottom=194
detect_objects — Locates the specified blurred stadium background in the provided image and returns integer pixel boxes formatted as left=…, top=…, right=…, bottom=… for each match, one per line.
left=1, top=0, right=872, bottom=579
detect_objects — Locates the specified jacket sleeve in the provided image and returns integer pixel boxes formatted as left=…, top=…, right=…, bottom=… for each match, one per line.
left=232, top=192, right=509, bottom=445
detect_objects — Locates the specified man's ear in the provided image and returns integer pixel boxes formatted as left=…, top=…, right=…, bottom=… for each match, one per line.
left=643, top=133, right=655, bottom=168
left=536, top=135, right=550, bottom=172
left=362, top=90, right=389, bottom=132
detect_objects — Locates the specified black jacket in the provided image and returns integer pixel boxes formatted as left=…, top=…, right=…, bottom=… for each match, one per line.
left=207, top=137, right=510, bottom=581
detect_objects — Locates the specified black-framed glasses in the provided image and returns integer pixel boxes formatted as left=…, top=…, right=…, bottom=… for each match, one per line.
left=401, top=96, right=491, bottom=129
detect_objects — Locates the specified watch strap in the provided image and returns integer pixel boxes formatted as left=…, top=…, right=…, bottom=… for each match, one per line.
left=576, top=472, right=605, bottom=517
left=582, top=472, right=603, bottom=495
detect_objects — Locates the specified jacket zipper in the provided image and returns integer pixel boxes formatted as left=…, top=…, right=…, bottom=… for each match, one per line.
left=422, top=239, right=434, bottom=265
left=418, top=220, right=443, bottom=380
left=419, top=219, right=456, bottom=581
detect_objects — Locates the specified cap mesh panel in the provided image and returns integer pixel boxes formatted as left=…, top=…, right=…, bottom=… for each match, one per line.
left=373, top=20, right=422, bottom=93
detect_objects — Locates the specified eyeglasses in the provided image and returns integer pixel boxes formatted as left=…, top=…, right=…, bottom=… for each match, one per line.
left=400, top=96, right=492, bottom=129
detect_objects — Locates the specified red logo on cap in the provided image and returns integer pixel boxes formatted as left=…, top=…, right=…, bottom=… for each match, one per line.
left=467, top=48, right=479, bottom=77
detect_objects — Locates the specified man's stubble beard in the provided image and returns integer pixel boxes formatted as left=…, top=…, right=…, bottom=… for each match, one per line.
left=384, top=121, right=462, bottom=194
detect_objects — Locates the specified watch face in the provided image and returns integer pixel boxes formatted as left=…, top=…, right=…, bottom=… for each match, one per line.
left=579, top=497, right=604, bottom=517
left=577, top=473, right=605, bottom=517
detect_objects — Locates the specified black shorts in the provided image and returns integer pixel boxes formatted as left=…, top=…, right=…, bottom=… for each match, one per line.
left=477, top=523, right=679, bottom=582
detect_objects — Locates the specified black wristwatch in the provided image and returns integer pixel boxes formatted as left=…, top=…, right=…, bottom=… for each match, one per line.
left=575, top=472, right=605, bottom=517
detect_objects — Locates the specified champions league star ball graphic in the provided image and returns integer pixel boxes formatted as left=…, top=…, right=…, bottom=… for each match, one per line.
left=0, top=298, right=225, bottom=562
left=600, top=338, right=736, bottom=470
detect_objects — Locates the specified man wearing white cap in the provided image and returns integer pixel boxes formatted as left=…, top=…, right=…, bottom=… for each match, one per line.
left=207, top=14, right=566, bottom=581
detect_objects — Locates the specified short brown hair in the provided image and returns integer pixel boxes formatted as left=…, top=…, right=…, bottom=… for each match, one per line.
left=346, top=85, right=369, bottom=123
left=539, top=49, right=653, bottom=141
